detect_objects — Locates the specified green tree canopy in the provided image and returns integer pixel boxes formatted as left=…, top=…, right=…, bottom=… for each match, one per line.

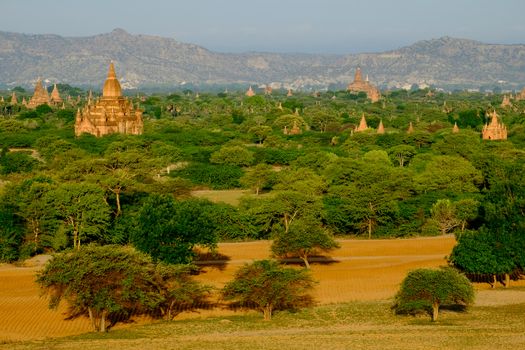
left=392, top=267, right=474, bottom=321
left=222, top=259, right=315, bottom=320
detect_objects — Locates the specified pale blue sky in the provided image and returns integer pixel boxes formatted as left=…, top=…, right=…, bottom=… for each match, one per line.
left=3, top=0, right=524, bottom=53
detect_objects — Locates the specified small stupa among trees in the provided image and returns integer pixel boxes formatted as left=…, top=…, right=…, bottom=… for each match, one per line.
left=75, top=62, right=143, bottom=137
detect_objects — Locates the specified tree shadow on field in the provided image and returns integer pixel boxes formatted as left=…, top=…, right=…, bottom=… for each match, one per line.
left=193, top=250, right=231, bottom=272
left=279, top=255, right=340, bottom=267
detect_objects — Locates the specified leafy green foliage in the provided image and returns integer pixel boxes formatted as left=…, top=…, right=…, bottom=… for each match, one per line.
left=132, top=195, right=218, bottom=264
left=172, top=162, right=243, bottom=189
left=222, top=259, right=315, bottom=320
left=393, top=267, right=474, bottom=321
left=271, top=217, right=340, bottom=268
left=36, top=244, right=209, bottom=331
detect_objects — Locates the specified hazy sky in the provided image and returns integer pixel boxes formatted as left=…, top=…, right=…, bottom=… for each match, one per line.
left=3, top=0, right=524, bottom=54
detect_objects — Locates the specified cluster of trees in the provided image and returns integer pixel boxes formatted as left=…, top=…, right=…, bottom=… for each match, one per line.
left=38, top=245, right=316, bottom=329
left=1, top=88, right=524, bottom=284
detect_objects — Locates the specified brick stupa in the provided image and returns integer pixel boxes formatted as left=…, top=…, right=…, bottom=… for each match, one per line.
left=355, top=113, right=368, bottom=132
left=245, top=86, right=255, bottom=97
left=27, top=79, right=50, bottom=109
left=482, top=110, right=507, bottom=140
left=75, top=63, right=143, bottom=137
left=50, top=84, right=63, bottom=105
left=347, top=68, right=381, bottom=102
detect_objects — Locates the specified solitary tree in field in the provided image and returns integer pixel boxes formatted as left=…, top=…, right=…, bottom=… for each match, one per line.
left=392, top=267, right=474, bottom=321
left=271, top=218, right=340, bottom=268
left=222, top=259, right=315, bottom=321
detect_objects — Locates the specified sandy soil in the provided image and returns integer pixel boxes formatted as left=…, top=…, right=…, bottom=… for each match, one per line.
left=1, top=235, right=524, bottom=341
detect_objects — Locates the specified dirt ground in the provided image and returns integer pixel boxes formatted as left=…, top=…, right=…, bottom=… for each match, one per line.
left=1, top=235, right=524, bottom=341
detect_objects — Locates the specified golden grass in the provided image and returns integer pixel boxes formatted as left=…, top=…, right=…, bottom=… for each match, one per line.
left=1, top=235, right=524, bottom=345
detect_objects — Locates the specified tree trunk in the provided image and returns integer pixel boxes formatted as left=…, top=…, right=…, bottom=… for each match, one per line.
left=88, top=307, right=96, bottom=331
left=368, top=218, right=372, bottom=240
left=255, top=186, right=260, bottom=195
left=491, top=274, right=497, bottom=288
left=100, top=310, right=107, bottom=332
left=263, top=305, right=272, bottom=321
left=504, top=273, right=510, bottom=288
left=301, top=254, right=310, bottom=269
left=115, top=190, right=122, bottom=216
left=431, top=302, right=439, bottom=322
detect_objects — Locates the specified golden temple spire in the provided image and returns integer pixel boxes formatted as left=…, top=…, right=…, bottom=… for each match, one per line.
left=102, top=62, right=122, bottom=98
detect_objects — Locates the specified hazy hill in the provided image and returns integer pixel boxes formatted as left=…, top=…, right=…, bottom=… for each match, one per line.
left=0, top=29, right=524, bottom=90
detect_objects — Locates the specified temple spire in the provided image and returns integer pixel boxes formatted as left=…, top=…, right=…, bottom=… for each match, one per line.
left=102, top=62, right=122, bottom=98
left=377, top=119, right=385, bottom=134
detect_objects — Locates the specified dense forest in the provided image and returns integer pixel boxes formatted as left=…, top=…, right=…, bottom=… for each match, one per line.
left=0, top=88, right=524, bottom=277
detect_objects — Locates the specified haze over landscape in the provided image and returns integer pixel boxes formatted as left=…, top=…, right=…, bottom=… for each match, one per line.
left=1, top=2, right=525, bottom=349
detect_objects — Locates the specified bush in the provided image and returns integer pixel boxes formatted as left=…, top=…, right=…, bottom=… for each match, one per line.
left=392, top=267, right=474, bottom=321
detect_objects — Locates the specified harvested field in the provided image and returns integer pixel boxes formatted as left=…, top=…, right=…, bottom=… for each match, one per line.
left=1, top=235, right=524, bottom=343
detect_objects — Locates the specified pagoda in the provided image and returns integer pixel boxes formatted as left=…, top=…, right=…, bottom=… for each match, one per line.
left=515, top=87, right=525, bottom=101
left=50, top=84, right=63, bottom=105
left=245, top=86, right=255, bottom=97
left=482, top=110, right=507, bottom=140
left=355, top=113, right=368, bottom=132
left=377, top=119, right=385, bottom=134
left=407, top=122, right=414, bottom=134
left=75, top=63, right=143, bottom=137
left=27, top=79, right=50, bottom=109
left=452, top=122, right=459, bottom=133
left=10, top=92, right=17, bottom=105
left=501, top=95, right=512, bottom=108
left=347, top=68, right=381, bottom=102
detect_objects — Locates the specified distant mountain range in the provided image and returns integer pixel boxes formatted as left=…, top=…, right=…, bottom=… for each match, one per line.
left=0, top=28, right=524, bottom=91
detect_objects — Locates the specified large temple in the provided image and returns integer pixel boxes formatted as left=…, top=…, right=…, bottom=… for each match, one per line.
left=482, top=110, right=507, bottom=140
left=347, top=67, right=381, bottom=102
left=27, top=79, right=50, bottom=109
left=75, top=63, right=143, bottom=137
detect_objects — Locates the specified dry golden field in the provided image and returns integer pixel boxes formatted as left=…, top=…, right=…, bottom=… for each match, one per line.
left=1, top=235, right=524, bottom=345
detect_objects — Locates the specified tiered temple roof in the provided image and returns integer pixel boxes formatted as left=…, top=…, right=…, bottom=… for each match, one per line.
left=347, top=68, right=381, bottom=102
left=27, top=79, right=50, bottom=109
left=482, top=110, right=507, bottom=140
left=50, top=84, right=63, bottom=104
left=74, top=63, right=143, bottom=137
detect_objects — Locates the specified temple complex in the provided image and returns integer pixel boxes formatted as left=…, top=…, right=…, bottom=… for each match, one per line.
left=355, top=113, right=368, bottom=132
left=74, top=63, right=143, bottom=137
left=347, top=67, right=381, bottom=102
left=27, top=79, right=50, bottom=109
left=377, top=119, right=385, bottom=134
left=50, top=84, right=63, bottom=105
left=245, top=86, right=255, bottom=97
left=482, top=110, right=507, bottom=140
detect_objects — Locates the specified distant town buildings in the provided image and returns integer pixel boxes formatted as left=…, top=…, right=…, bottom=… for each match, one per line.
left=482, top=110, right=507, bottom=140
left=347, top=68, right=381, bottom=102
left=74, top=63, right=143, bottom=137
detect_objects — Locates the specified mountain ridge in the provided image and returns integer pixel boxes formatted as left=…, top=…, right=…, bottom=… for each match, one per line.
left=0, top=29, right=524, bottom=90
